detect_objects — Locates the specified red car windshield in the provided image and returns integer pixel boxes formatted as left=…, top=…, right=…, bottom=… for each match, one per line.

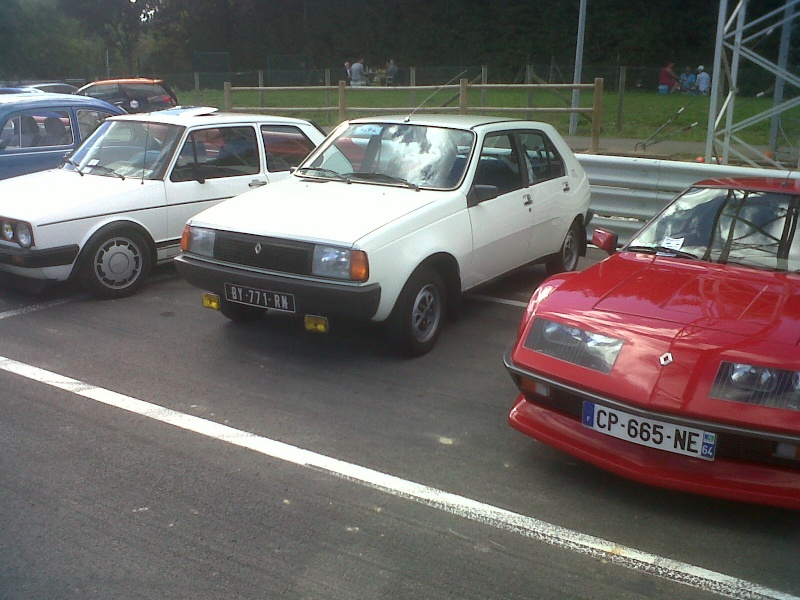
left=627, top=186, right=800, bottom=273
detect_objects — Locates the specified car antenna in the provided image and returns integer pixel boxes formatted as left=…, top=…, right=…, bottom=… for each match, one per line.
left=404, top=70, right=468, bottom=123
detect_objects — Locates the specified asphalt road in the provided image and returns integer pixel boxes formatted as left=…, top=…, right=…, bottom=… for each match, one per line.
left=1, top=249, right=798, bottom=600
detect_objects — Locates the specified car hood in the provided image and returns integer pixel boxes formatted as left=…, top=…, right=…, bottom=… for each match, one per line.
left=519, top=252, right=800, bottom=429
left=0, top=169, right=163, bottom=224
left=189, top=177, right=438, bottom=246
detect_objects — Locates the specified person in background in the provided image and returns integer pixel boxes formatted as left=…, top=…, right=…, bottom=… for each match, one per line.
left=658, top=62, right=679, bottom=94
left=386, top=59, right=399, bottom=85
left=696, top=65, right=711, bottom=95
left=342, top=61, right=351, bottom=85
left=350, top=57, right=366, bottom=86
left=679, top=66, right=696, bottom=93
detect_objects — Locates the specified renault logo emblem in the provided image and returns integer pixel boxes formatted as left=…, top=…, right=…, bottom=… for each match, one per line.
left=254, top=243, right=262, bottom=254
left=659, top=352, right=673, bottom=366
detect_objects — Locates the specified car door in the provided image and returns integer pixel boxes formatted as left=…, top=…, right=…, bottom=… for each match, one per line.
left=465, top=131, right=533, bottom=287
left=164, top=124, right=268, bottom=259
left=518, top=130, right=572, bottom=258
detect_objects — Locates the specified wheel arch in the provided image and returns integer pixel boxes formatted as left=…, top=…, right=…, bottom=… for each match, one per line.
left=73, top=219, right=158, bottom=275
left=415, top=252, right=462, bottom=319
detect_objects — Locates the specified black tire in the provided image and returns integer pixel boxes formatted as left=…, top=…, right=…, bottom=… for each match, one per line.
left=219, top=298, right=264, bottom=322
left=546, top=221, right=581, bottom=276
left=387, top=267, right=446, bottom=357
left=79, top=229, right=151, bottom=299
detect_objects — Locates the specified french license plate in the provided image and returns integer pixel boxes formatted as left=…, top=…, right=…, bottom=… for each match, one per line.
left=582, top=402, right=716, bottom=461
left=224, top=283, right=295, bottom=313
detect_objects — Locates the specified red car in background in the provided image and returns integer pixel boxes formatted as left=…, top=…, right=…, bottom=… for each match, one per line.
left=505, top=177, right=800, bottom=510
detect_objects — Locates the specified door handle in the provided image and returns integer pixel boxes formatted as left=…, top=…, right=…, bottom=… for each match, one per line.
left=523, top=194, right=533, bottom=206
left=562, top=182, right=570, bottom=192
left=249, top=179, right=268, bottom=188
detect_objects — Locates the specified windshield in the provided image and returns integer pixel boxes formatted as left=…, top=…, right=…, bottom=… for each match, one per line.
left=627, top=186, right=800, bottom=273
left=298, top=122, right=475, bottom=190
left=67, top=120, right=184, bottom=180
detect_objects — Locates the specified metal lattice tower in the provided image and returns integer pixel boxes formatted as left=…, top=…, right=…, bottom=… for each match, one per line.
left=705, top=0, right=800, bottom=168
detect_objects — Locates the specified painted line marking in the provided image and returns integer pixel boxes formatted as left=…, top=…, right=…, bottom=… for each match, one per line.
left=0, top=353, right=796, bottom=600
left=0, top=298, right=74, bottom=320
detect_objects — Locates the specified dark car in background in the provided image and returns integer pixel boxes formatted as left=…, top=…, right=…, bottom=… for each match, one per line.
left=76, top=78, right=178, bottom=113
left=0, top=93, right=125, bottom=179
left=29, top=82, right=80, bottom=94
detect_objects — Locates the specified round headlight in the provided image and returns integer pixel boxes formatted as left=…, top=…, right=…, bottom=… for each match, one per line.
left=1, top=222, right=13, bottom=241
left=730, top=363, right=778, bottom=392
left=16, top=223, right=32, bottom=248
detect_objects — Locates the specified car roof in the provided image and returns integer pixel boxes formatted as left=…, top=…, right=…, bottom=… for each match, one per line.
left=106, top=106, right=315, bottom=127
left=0, top=92, right=125, bottom=114
left=77, top=78, right=165, bottom=89
left=346, top=113, right=553, bottom=130
left=694, top=176, right=800, bottom=193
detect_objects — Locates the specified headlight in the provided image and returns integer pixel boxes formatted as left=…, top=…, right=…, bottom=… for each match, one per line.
left=183, top=226, right=215, bottom=257
left=312, top=245, right=368, bottom=281
left=711, top=362, right=800, bottom=411
left=16, top=223, right=32, bottom=248
left=0, top=218, right=34, bottom=248
left=525, top=318, right=623, bottom=374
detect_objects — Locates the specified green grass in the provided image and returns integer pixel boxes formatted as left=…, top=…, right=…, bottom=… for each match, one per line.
left=176, top=86, right=800, bottom=150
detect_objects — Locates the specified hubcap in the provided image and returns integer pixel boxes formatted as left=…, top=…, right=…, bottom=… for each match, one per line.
left=411, top=284, right=441, bottom=343
left=563, top=231, right=578, bottom=270
left=94, top=237, right=142, bottom=289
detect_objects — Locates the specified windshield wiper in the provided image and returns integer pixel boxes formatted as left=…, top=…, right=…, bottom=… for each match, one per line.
left=88, top=164, right=125, bottom=180
left=64, top=157, right=84, bottom=176
left=349, top=172, right=419, bottom=191
left=626, top=245, right=698, bottom=260
left=295, top=166, right=350, bottom=182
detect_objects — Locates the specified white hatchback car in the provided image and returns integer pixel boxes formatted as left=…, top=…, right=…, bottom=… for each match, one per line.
left=0, top=107, right=326, bottom=297
left=176, top=114, right=591, bottom=356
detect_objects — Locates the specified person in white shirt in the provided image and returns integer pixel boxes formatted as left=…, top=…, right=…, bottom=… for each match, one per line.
left=350, top=58, right=366, bottom=86
left=696, top=65, right=711, bottom=95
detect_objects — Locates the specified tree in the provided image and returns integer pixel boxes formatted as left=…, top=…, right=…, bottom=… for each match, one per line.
left=60, top=0, right=161, bottom=75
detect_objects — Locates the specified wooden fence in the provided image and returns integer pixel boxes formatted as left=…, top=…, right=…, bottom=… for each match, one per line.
left=222, top=78, right=605, bottom=153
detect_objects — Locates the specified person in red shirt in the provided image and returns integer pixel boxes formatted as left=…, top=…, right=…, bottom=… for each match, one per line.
left=658, top=62, right=679, bottom=94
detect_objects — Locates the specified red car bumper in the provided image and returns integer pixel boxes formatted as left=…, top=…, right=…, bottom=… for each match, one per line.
left=509, top=395, right=800, bottom=510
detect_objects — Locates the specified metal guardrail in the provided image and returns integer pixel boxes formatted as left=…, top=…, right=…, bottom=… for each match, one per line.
left=576, top=154, right=795, bottom=243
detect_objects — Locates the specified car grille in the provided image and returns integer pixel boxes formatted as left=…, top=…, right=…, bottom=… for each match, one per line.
left=213, top=231, right=313, bottom=275
left=519, top=384, right=800, bottom=471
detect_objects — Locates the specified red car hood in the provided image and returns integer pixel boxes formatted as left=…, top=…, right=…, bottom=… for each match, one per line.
left=515, top=252, right=800, bottom=431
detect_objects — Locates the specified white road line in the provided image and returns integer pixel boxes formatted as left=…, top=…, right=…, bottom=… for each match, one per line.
left=0, top=298, right=74, bottom=320
left=0, top=354, right=795, bottom=600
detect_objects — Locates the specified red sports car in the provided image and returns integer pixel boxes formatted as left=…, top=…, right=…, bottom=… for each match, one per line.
left=505, top=177, right=800, bottom=510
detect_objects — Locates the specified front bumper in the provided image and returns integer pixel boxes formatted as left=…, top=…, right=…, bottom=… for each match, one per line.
left=504, top=350, right=800, bottom=510
left=0, top=243, right=79, bottom=269
left=175, top=254, right=382, bottom=321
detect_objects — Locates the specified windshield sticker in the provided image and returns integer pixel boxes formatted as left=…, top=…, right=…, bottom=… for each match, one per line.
left=352, top=125, right=382, bottom=136
left=659, top=236, right=685, bottom=254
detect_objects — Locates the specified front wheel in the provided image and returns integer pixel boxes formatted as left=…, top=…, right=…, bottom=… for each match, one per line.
left=386, top=267, right=446, bottom=357
left=546, top=221, right=581, bottom=275
left=79, top=230, right=151, bottom=299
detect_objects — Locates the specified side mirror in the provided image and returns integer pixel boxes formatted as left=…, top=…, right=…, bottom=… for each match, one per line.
left=467, top=184, right=498, bottom=207
left=592, top=228, right=619, bottom=255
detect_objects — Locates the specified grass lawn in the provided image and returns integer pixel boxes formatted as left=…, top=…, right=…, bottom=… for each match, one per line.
left=176, top=85, right=800, bottom=151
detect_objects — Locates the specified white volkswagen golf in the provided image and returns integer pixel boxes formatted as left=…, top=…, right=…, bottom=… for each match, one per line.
left=176, top=114, right=591, bottom=356
left=0, top=107, right=326, bottom=297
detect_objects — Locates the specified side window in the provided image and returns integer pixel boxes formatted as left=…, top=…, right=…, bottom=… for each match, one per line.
left=76, top=109, right=115, bottom=142
left=0, top=110, right=72, bottom=149
left=261, top=124, right=316, bottom=172
left=83, top=84, right=119, bottom=102
left=474, top=133, right=523, bottom=195
left=172, top=126, right=259, bottom=181
left=518, top=131, right=566, bottom=184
